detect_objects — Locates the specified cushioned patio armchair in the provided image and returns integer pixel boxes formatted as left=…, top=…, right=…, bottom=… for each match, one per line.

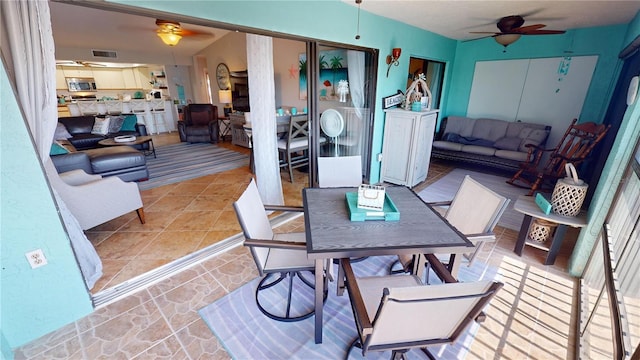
left=44, top=159, right=145, bottom=230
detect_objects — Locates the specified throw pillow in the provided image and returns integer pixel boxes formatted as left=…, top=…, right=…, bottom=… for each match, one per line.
left=91, top=116, right=111, bottom=135
left=50, top=142, right=69, bottom=155
left=108, top=115, right=125, bottom=133
left=493, top=136, right=521, bottom=151
left=120, top=114, right=137, bottom=131
left=518, top=127, right=533, bottom=140
left=54, top=122, right=72, bottom=140
left=55, top=140, right=77, bottom=153
left=519, top=129, right=549, bottom=152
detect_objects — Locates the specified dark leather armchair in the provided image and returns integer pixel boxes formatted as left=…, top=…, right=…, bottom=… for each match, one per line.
left=177, top=104, right=219, bottom=143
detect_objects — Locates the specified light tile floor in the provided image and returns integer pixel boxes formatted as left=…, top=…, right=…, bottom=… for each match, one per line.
left=14, top=140, right=579, bottom=359
left=86, top=133, right=307, bottom=294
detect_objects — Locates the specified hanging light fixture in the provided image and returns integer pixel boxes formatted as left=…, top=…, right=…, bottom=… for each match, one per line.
left=157, top=32, right=182, bottom=46
left=156, top=20, right=182, bottom=46
left=494, top=34, right=520, bottom=52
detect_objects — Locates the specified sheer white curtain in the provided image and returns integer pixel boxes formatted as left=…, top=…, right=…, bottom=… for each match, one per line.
left=347, top=50, right=365, bottom=117
left=342, top=50, right=367, bottom=156
left=1, top=0, right=57, bottom=160
left=1, top=0, right=102, bottom=289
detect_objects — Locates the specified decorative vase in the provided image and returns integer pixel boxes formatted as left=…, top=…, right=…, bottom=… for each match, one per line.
left=411, top=102, right=422, bottom=112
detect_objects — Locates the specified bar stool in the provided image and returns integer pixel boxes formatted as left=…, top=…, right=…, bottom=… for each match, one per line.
left=104, top=100, right=124, bottom=115
left=77, top=100, right=100, bottom=116
left=149, top=99, right=169, bottom=134
left=128, top=99, right=150, bottom=131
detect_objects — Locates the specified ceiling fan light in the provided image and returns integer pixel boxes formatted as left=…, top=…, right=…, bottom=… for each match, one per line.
left=157, top=32, right=181, bottom=46
left=494, top=34, right=521, bottom=47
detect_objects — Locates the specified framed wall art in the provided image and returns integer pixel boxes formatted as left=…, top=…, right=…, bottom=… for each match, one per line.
left=299, top=49, right=349, bottom=101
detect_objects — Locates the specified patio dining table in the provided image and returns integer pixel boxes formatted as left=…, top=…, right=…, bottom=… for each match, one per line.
left=303, top=186, right=475, bottom=344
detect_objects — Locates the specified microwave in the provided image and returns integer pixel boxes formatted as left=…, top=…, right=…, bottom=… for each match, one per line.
left=149, top=89, right=163, bottom=99
left=66, top=77, right=97, bottom=92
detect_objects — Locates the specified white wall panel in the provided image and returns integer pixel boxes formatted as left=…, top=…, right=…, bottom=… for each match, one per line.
left=517, top=56, right=598, bottom=147
left=467, top=56, right=598, bottom=149
left=466, top=59, right=529, bottom=120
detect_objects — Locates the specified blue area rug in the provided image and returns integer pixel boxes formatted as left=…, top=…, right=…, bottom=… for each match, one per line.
left=199, top=255, right=499, bottom=360
left=137, top=142, right=249, bottom=190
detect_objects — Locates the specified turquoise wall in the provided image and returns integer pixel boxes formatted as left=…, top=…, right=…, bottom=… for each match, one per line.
left=446, top=25, right=627, bottom=123
left=1, top=1, right=637, bottom=351
left=111, top=0, right=458, bottom=183
left=0, top=66, right=94, bottom=350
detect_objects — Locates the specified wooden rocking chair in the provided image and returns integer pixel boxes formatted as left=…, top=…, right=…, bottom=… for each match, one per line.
left=507, top=118, right=610, bottom=195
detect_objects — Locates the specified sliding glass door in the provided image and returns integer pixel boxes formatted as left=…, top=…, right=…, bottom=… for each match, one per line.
left=305, top=42, right=378, bottom=186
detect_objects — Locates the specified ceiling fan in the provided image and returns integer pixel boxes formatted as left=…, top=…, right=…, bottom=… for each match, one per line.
left=56, top=60, right=106, bottom=67
left=154, top=19, right=212, bottom=46
left=469, top=15, right=566, bottom=51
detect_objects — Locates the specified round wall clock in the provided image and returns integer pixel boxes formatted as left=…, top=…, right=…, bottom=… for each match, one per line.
left=216, top=63, right=230, bottom=90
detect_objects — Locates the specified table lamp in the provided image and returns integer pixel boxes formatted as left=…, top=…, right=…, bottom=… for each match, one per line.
left=218, top=90, right=233, bottom=116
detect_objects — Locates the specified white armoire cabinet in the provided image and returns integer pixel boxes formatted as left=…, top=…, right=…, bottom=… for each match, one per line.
left=380, top=108, right=438, bottom=187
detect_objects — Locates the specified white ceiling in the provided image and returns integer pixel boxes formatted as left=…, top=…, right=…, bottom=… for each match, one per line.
left=346, top=0, right=640, bottom=40
left=51, top=1, right=640, bottom=67
left=50, top=2, right=228, bottom=67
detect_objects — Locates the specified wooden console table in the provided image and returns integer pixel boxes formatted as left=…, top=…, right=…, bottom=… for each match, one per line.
left=513, top=195, right=587, bottom=265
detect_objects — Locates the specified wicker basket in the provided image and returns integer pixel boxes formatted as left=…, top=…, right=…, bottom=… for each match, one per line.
left=528, top=219, right=557, bottom=243
left=551, top=163, right=588, bottom=217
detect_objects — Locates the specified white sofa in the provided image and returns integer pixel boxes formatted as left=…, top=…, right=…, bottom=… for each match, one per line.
left=431, top=116, right=551, bottom=171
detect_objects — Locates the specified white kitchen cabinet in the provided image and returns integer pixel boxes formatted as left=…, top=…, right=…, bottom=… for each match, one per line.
left=380, top=108, right=438, bottom=187
left=92, top=68, right=125, bottom=89
left=135, top=67, right=152, bottom=90
left=59, top=66, right=94, bottom=78
left=122, top=68, right=138, bottom=89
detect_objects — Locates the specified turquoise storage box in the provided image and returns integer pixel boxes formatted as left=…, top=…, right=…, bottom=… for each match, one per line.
left=345, top=192, right=400, bottom=221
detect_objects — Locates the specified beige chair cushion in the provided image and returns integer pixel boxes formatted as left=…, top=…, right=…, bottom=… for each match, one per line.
left=354, top=274, right=423, bottom=322
left=368, top=280, right=496, bottom=346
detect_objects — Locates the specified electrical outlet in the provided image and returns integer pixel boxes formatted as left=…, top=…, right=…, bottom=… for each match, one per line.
left=25, top=249, right=48, bottom=269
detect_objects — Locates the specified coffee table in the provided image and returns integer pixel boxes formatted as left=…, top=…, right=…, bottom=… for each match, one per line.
left=99, top=135, right=156, bottom=158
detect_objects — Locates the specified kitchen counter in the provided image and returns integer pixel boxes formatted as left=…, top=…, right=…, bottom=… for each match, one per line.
left=66, top=100, right=178, bottom=133
left=57, top=104, right=71, bottom=117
